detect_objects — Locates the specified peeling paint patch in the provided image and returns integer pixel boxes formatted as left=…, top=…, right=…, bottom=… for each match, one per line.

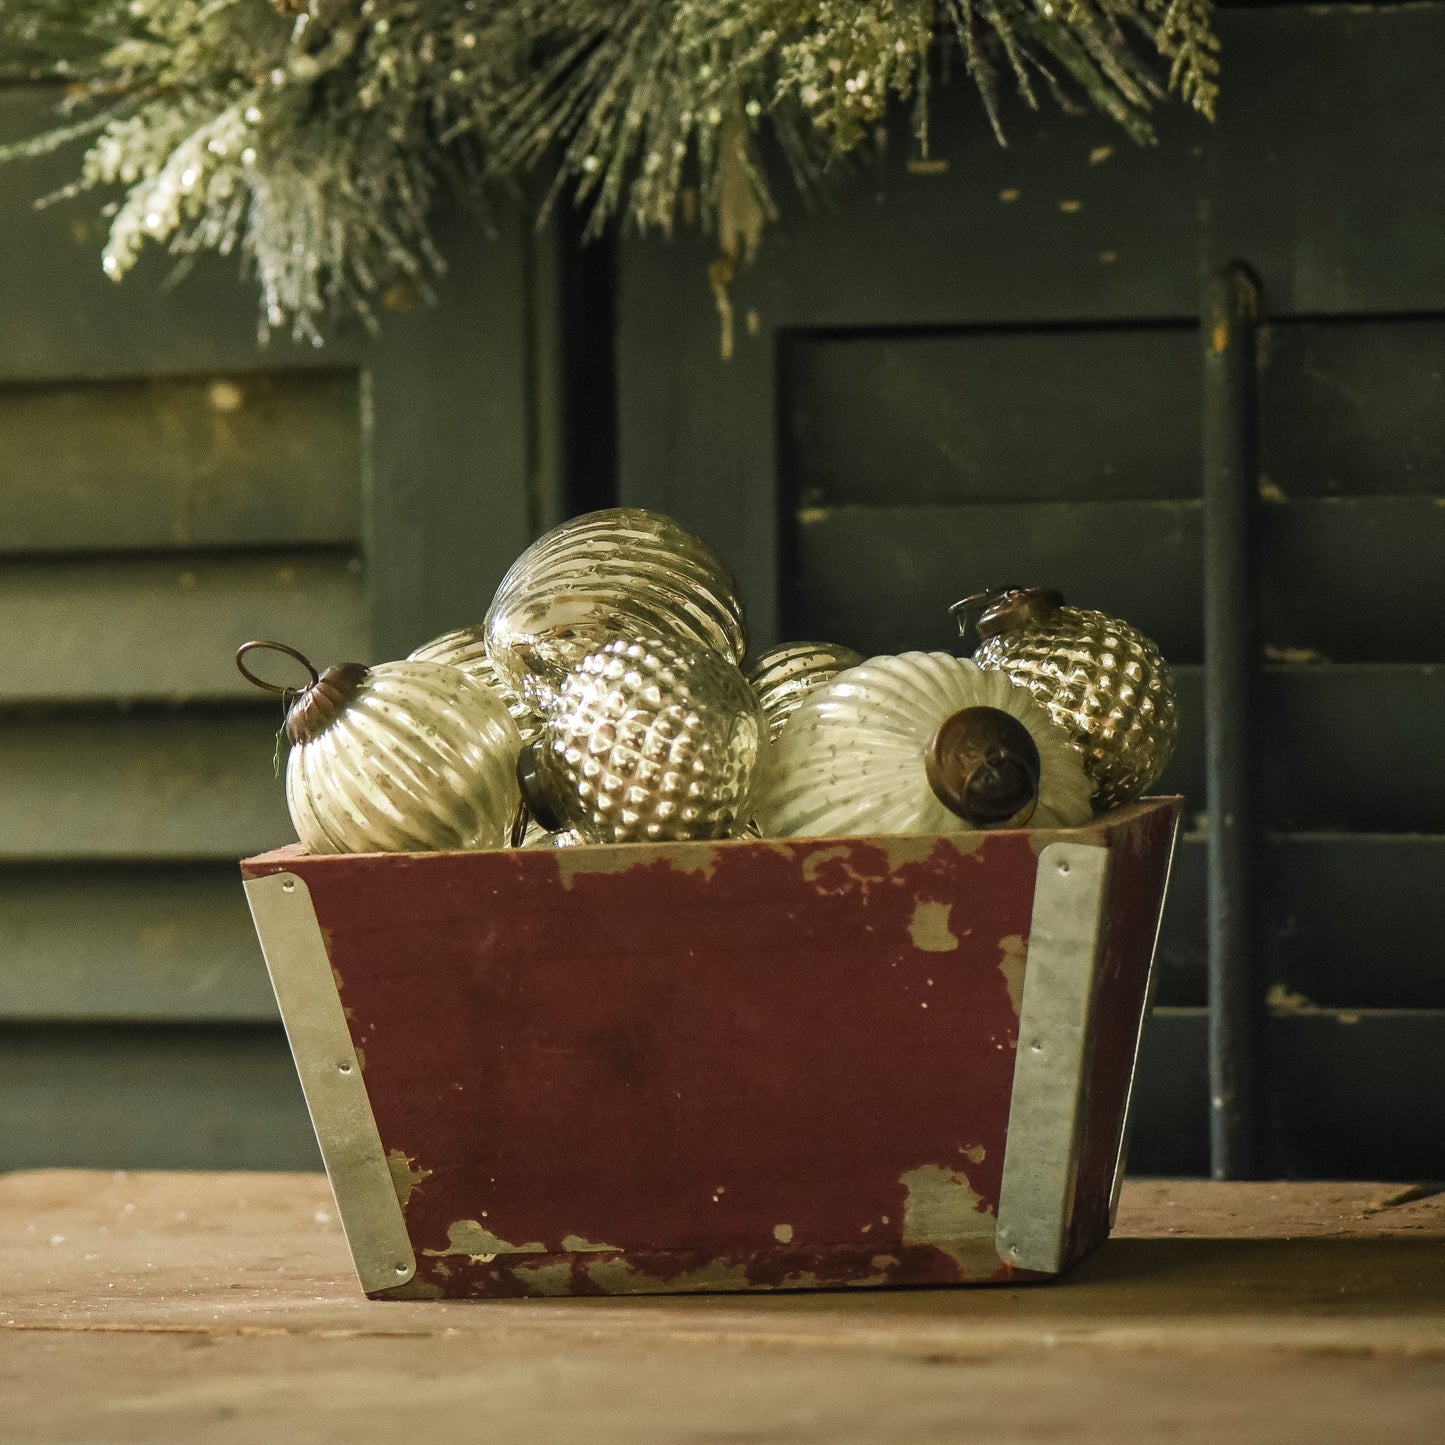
left=773, top=1223, right=794, bottom=1244
left=800, top=845, right=852, bottom=886
left=386, top=1150, right=432, bottom=1209
left=997, top=934, right=1027, bottom=1015
left=511, top=1259, right=577, bottom=1295
left=583, top=1254, right=753, bottom=1294
left=964, top=1144, right=987, bottom=1165
left=425, top=1219, right=546, bottom=1259
left=909, top=901, right=959, bottom=953
left=561, top=1233, right=624, bottom=1253
left=552, top=843, right=719, bottom=890
left=900, top=1164, right=997, bottom=1278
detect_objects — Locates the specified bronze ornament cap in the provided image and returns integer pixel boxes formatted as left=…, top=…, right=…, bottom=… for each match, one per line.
left=235, top=640, right=370, bottom=746
left=284, top=663, right=370, bottom=745
left=974, top=587, right=1066, bottom=642
left=925, top=706, right=1042, bottom=829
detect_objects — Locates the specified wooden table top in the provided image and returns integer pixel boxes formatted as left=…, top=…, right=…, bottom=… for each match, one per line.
left=3, top=1170, right=1442, bottom=1442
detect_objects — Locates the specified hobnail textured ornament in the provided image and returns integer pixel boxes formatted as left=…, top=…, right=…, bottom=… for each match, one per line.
left=484, top=508, right=747, bottom=711
left=963, top=588, right=1179, bottom=811
left=747, top=641, right=863, bottom=742
left=754, top=652, right=1092, bottom=839
left=237, top=641, right=522, bottom=854
left=408, top=624, right=540, bottom=742
left=517, top=635, right=765, bottom=844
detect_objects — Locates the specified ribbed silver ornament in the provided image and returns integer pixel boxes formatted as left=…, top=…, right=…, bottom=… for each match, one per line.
left=408, top=624, right=540, bottom=742
left=747, top=641, right=863, bottom=742
left=278, top=659, right=522, bottom=854
left=483, top=508, right=747, bottom=712
left=754, top=652, right=1092, bottom=839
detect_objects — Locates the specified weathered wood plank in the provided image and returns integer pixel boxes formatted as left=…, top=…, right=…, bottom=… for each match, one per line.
left=1266, top=835, right=1445, bottom=1010
left=1259, top=317, right=1445, bottom=497
left=0, top=708, right=295, bottom=861
left=1127, top=1006, right=1209, bottom=1176
left=1211, top=5, right=1445, bottom=317
left=786, top=326, right=1201, bottom=507
left=785, top=317, right=1445, bottom=511
left=0, top=552, right=367, bottom=702
left=0, top=371, right=361, bottom=554
left=1157, top=834, right=1445, bottom=1012
left=0, top=1024, right=317, bottom=1171
left=0, top=864, right=276, bottom=1023
left=1129, top=1004, right=1445, bottom=1179
left=788, top=501, right=1202, bottom=660
left=1267, top=1009, right=1445, bottom=1179
left=788, top=498, right=1445, bottom=667
left=363, top=199, right=537, bottom=660
left=1262, top=664, right=1445, bottom=833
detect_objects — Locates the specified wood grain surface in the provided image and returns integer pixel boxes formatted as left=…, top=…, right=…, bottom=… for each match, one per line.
left=1, top=1171, right=1441, bottom=1442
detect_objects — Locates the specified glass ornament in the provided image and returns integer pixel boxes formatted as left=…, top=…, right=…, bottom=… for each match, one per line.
left=747, top=641, right=863, bottom=742
left=754, top=652, right=1092, bottom=839
left=408, top=624, right=540, bottom=742
left=960, top=588, right=1179, bottom=811
left=517, top=635, right=765, bottom=844
left=237, top=641, right=522, bottom=854
left=483, top=508, right=747, bottom=711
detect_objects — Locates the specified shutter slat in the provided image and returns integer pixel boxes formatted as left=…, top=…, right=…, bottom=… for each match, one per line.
left=0, top=865, right=276, bottom=1023
left=0, top=552, right=367, bottom=703
left=0, top=371, right=361, bottom=555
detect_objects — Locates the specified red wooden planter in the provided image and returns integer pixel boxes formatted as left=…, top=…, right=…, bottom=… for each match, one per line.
left=241, top=796, right=1180, bottom=1298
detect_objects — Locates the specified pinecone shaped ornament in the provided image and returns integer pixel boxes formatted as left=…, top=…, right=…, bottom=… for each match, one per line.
left=754, top=652, right=1092, bottom=838
left=408, top=624, right=540, bottom=742
left=237, top=641, right=522, bottom=854
left=483, top=508, right=748, bottom=712
left=517, top=635, right=765, bottom=844
left=747, top=641, right=864, bottom=742
left=961, top=588, right=1179, bottom=811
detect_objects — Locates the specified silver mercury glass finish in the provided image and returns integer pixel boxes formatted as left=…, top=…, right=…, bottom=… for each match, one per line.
left=408, top=624, right=541, bottom=742
left=754, top=652, right=1092, bottom=839
left=746, top=641, right=864, bottom=742
left=972, top=599, right=1178, bottom=811
left=529, top=635, right=765, bottom=844
left=286, top=660, right=523, bottom=854
left=483, top=508, right=748, bottom=713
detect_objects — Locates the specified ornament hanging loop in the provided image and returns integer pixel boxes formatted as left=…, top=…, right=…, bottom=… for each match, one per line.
left=236, top=640, right=321, bottom=696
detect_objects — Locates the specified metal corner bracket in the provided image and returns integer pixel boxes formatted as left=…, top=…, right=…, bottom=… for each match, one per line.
left=995, top=840, right=1111, bottom=1275
left=244, top=870, right=416, bottom=1292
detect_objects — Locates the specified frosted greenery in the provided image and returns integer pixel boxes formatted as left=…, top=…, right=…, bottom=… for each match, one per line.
left=0, top=0, right=1218, bottom=342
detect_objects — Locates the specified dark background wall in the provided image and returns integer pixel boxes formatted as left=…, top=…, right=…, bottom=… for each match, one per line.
left=2, top=4, right=1443, bottom=1178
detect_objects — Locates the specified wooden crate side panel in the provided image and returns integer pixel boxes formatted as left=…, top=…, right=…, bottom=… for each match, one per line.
left=259, top=834, right=1046, bottom=1295
left=1065, top=800, right=1181, bottom=1262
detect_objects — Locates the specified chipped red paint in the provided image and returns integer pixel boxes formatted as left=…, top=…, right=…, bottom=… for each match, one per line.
left=243, top=798, right=1180, bottom=1298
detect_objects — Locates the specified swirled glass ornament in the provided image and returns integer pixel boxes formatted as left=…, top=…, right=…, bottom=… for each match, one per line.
left=518, top=635, right=765, bottom=844
left=484, top=508, right=747, bottom=711
left=408, top=624, right=540, bottom=742
left=237, top=642, right=522, bottom=855
left=963, top=588, right=1178, bottom=810
left=754, top=652, right=1092, bottom=839
left=747, top=641, right=863, bottom=742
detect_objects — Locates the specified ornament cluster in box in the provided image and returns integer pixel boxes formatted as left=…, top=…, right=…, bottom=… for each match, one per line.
left=237, top=506, right=1182, bottom=1300
left=237, top=507, right=1179, bottom=853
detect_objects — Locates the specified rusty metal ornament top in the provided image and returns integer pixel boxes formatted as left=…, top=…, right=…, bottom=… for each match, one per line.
left=951, top=588, right=1067, bottom=644
left=925, top=706, right=1041, bottom=829
left=237, top=641, right=369, bottom=746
